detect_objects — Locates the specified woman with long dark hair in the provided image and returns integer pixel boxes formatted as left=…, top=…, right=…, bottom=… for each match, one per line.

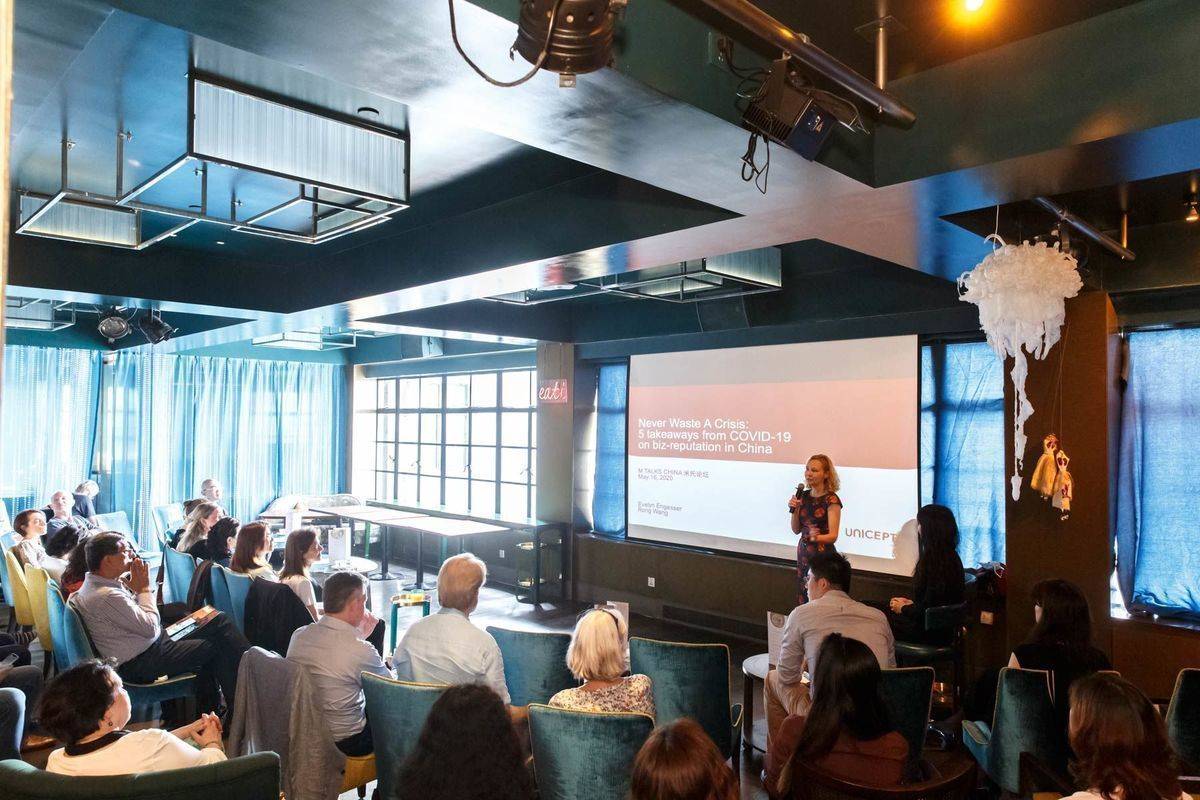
left=1065, top=672, right=1186, bottom=800
left=188, top=517, right=238, bottom=567
left=230, top=522, right=277, bottom=580
left=768, top=633, right=907, bottom=797
left=630, top=718, right=738, bottom=800
left=279, top=528, right=322, bottom=620
left=886, top=504, right=965, bottom=643
left=397, top=684, right=532, bottom=800
left=786, top=453, right=843, bottom=604
left=1010, top=579, right=1111, bottom=738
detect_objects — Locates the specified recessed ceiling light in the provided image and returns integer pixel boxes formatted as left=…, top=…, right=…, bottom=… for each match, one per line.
left=357, top=106, right=380, bottom=117
left=216, top=240, right=226, bottom=245
left=964, top=0, right=985, bottom=10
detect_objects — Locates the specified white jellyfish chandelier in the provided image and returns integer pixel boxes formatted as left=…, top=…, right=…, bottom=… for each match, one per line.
left=958, top=235, right=1082, bottom=500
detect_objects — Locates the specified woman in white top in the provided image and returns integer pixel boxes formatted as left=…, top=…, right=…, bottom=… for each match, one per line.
left=10, top=509, right=66, bottom=582
left=1062, top=672, right=1188, bottom=800
left=279, top=527, right=323, bottom=620
left=40, top=660, right=225, bottom=775
left=230, top=521, right=278, bottom=581
left=549, top=606, right=655, bottom=719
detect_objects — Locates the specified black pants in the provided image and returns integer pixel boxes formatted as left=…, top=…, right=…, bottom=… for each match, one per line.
left=335, top=721, right=374, bottom=757
left=119, top=611, right=249, bottom=722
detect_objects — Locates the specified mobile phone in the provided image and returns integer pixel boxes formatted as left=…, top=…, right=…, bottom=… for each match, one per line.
left=0, top=653, right=18, bottom=669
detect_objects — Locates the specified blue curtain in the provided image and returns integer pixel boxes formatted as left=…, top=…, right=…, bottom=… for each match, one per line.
left=592, top=363, right=627, bottom=536
left=1116, top=329, right=1200, bottom=619
left=99, top=352, right=346, bottom=546
left=0, top=345, right=101, bottom=517
left=921, top=342, right=1006, bottom=566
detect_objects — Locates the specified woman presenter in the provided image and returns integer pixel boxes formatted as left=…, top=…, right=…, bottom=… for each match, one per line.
left=787, top=454, right=843, bottom=604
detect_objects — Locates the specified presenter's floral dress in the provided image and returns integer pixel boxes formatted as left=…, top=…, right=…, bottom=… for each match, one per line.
left=792, top=489, right=842, bottom=604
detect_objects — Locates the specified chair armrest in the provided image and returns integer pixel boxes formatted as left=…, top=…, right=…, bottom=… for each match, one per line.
left=730, top=703, right=744, bottom=731
left=961, top=719, right=991, bottom=746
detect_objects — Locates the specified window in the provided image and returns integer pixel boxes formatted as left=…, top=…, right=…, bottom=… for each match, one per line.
left=1115, top=329, right=1200, bottom=620
left=920, top=341, right=1006, bottom=566
left=371, top=369, right=536, bottom=518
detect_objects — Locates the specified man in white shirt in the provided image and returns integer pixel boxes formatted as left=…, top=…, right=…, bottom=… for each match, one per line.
left=287, top=571, right=391, bottom=756
left=765, top=550, right=896, bottom=746
left=393, top=553, right=511, bottom=705
left=200, top=479, right=223, bottom=504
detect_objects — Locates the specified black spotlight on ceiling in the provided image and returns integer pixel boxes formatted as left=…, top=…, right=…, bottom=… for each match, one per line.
left=138, top=310, right=177, bottom=345
left=97, top=308, right=132, bottom=343
left=448, top=0, right=625, bottom=88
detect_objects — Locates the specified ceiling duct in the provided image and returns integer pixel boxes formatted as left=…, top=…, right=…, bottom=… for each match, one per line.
left=3, top=298, right=76, bottom=331
left=15, top=75, right=410, bottom=250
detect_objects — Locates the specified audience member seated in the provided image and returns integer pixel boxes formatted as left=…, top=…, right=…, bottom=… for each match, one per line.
left=174, top=501, right=220, bottom=553
left=286, top=571, right=390, bottom=757
left=766, top=633, right=908, bottom=798
left=1064, top=672, right=1187, bottom=800
left=40, top=660, right=225, bottom=775
left=200, top=478, right=223, bottom=505
left=279, top=528, right=323, bottom=620
left=0, top=636, right=44, bottom=749
left=59, top=540, right=88, bottom=597
left=72, top=481, right=101, bottom=527
left=189, top=516, right=238, bottom=567
left=548, top=606, right=655, bottom=718
left=46, top=490, right=96, bottom=551
left=398, top=684, right=534, bottom=800
left=765, top=550, right=895, bottom=747
left=10, top=509, right=67, bottom=582
left=393, top=553, right=510, bottom=704
left=630, top=718, right=739, bottom=800
left=882, top=504, right=965, bottom=644
left=1010, top=579, right=1111, bottom=740
left=71, top=533, right=250, bottom=722
left=230, top=522, right=277, bottom=581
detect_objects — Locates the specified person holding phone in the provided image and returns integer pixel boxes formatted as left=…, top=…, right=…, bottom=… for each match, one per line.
left=71, top=533, right=250, bottom=724
left=41, top=660, right=226, bottom=775
left=787, top=454, right=843, bottom=604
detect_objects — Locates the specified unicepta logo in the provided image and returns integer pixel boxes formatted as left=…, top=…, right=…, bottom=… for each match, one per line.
left=842, top=528, right=898, bottom=542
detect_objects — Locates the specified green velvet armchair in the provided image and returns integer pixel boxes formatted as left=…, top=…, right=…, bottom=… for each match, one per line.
left=1167, top=668, right=1200, bottom=775
left=528, top=704, right=654, bottom=800
left=0, top=752, right=280, bottom=800
left=486, top=626, right=575, bottom=707
left=880, top=666, right=935, bottom=773
left=962, top=667, right=1063, bottom=794
left=362, top=672, right=448, bottom=800
left=628, top=637, right=743, bottom=765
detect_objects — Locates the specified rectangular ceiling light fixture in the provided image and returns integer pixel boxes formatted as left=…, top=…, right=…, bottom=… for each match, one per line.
left=18, top=194, right=139, bottom=247
left=3, top=298, right=76, bottom=331
left=251, top=331, right=358, bottom=351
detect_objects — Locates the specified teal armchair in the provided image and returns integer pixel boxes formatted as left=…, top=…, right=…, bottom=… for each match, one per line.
left=45, top=579, right=74, bottom=673
left=880, top=666, right=935, bottom=773
left=486, top=626, right=575, bottom=706
left=528, top=704, right=654, bottom=800
left=0, top=752, right=280, bottom=800
left=962, top=667, right=1062, bottom=794
left=224, top=570, right=253, bottom=633
left=163, top=547, right=197, bottom=606
left=362, top=672, right=448, bottom=800
left=1167, top=668, right=1200, bottom=774
left=210, top=566, right=234, bottom=626
left=628, top=637, right=742, bottom=764
left=62, top=602, right=198, bottom=711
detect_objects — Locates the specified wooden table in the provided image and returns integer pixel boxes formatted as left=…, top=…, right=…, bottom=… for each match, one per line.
left=392, top=516, right=508, bottom=590
left=742, top=653, right=771, bottom=754
left=312, top=506, right=430, bottom=581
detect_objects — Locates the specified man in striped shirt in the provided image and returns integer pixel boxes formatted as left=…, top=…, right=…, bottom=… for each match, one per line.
left=71, top=533, right=249, bottom=722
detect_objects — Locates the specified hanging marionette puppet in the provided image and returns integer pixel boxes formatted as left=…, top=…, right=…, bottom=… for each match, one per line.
left=1030, top=433, right=1059, bottom=500
left=1051, top=449, right=1073, bottom=520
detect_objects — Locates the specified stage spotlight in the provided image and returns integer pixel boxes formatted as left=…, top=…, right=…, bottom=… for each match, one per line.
left=138, top=310, right=177, bottom=345
left=514, top=0, right=621, bottom=83
left=97, top=308, right=132, bottom=343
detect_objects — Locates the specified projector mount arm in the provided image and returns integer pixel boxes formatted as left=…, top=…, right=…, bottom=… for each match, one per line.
left=697, top=0, right=916, bottom=129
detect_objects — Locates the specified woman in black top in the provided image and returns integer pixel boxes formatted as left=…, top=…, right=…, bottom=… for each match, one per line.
left=187, top=517, right=239, bottom=567
left=885, top=504, right=965, bottom=644
left=1010, top=579, right=1111, bottom=742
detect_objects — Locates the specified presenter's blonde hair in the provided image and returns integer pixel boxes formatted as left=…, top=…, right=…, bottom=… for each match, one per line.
left=437, top=553, right=487, bottom=611
left=567, top=607, right=629, bottom=681
left=807, top=453, right=841, bottom=492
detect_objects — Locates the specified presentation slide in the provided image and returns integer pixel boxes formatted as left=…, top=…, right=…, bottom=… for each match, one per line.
left=627, top=336, right=920, bottom=576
